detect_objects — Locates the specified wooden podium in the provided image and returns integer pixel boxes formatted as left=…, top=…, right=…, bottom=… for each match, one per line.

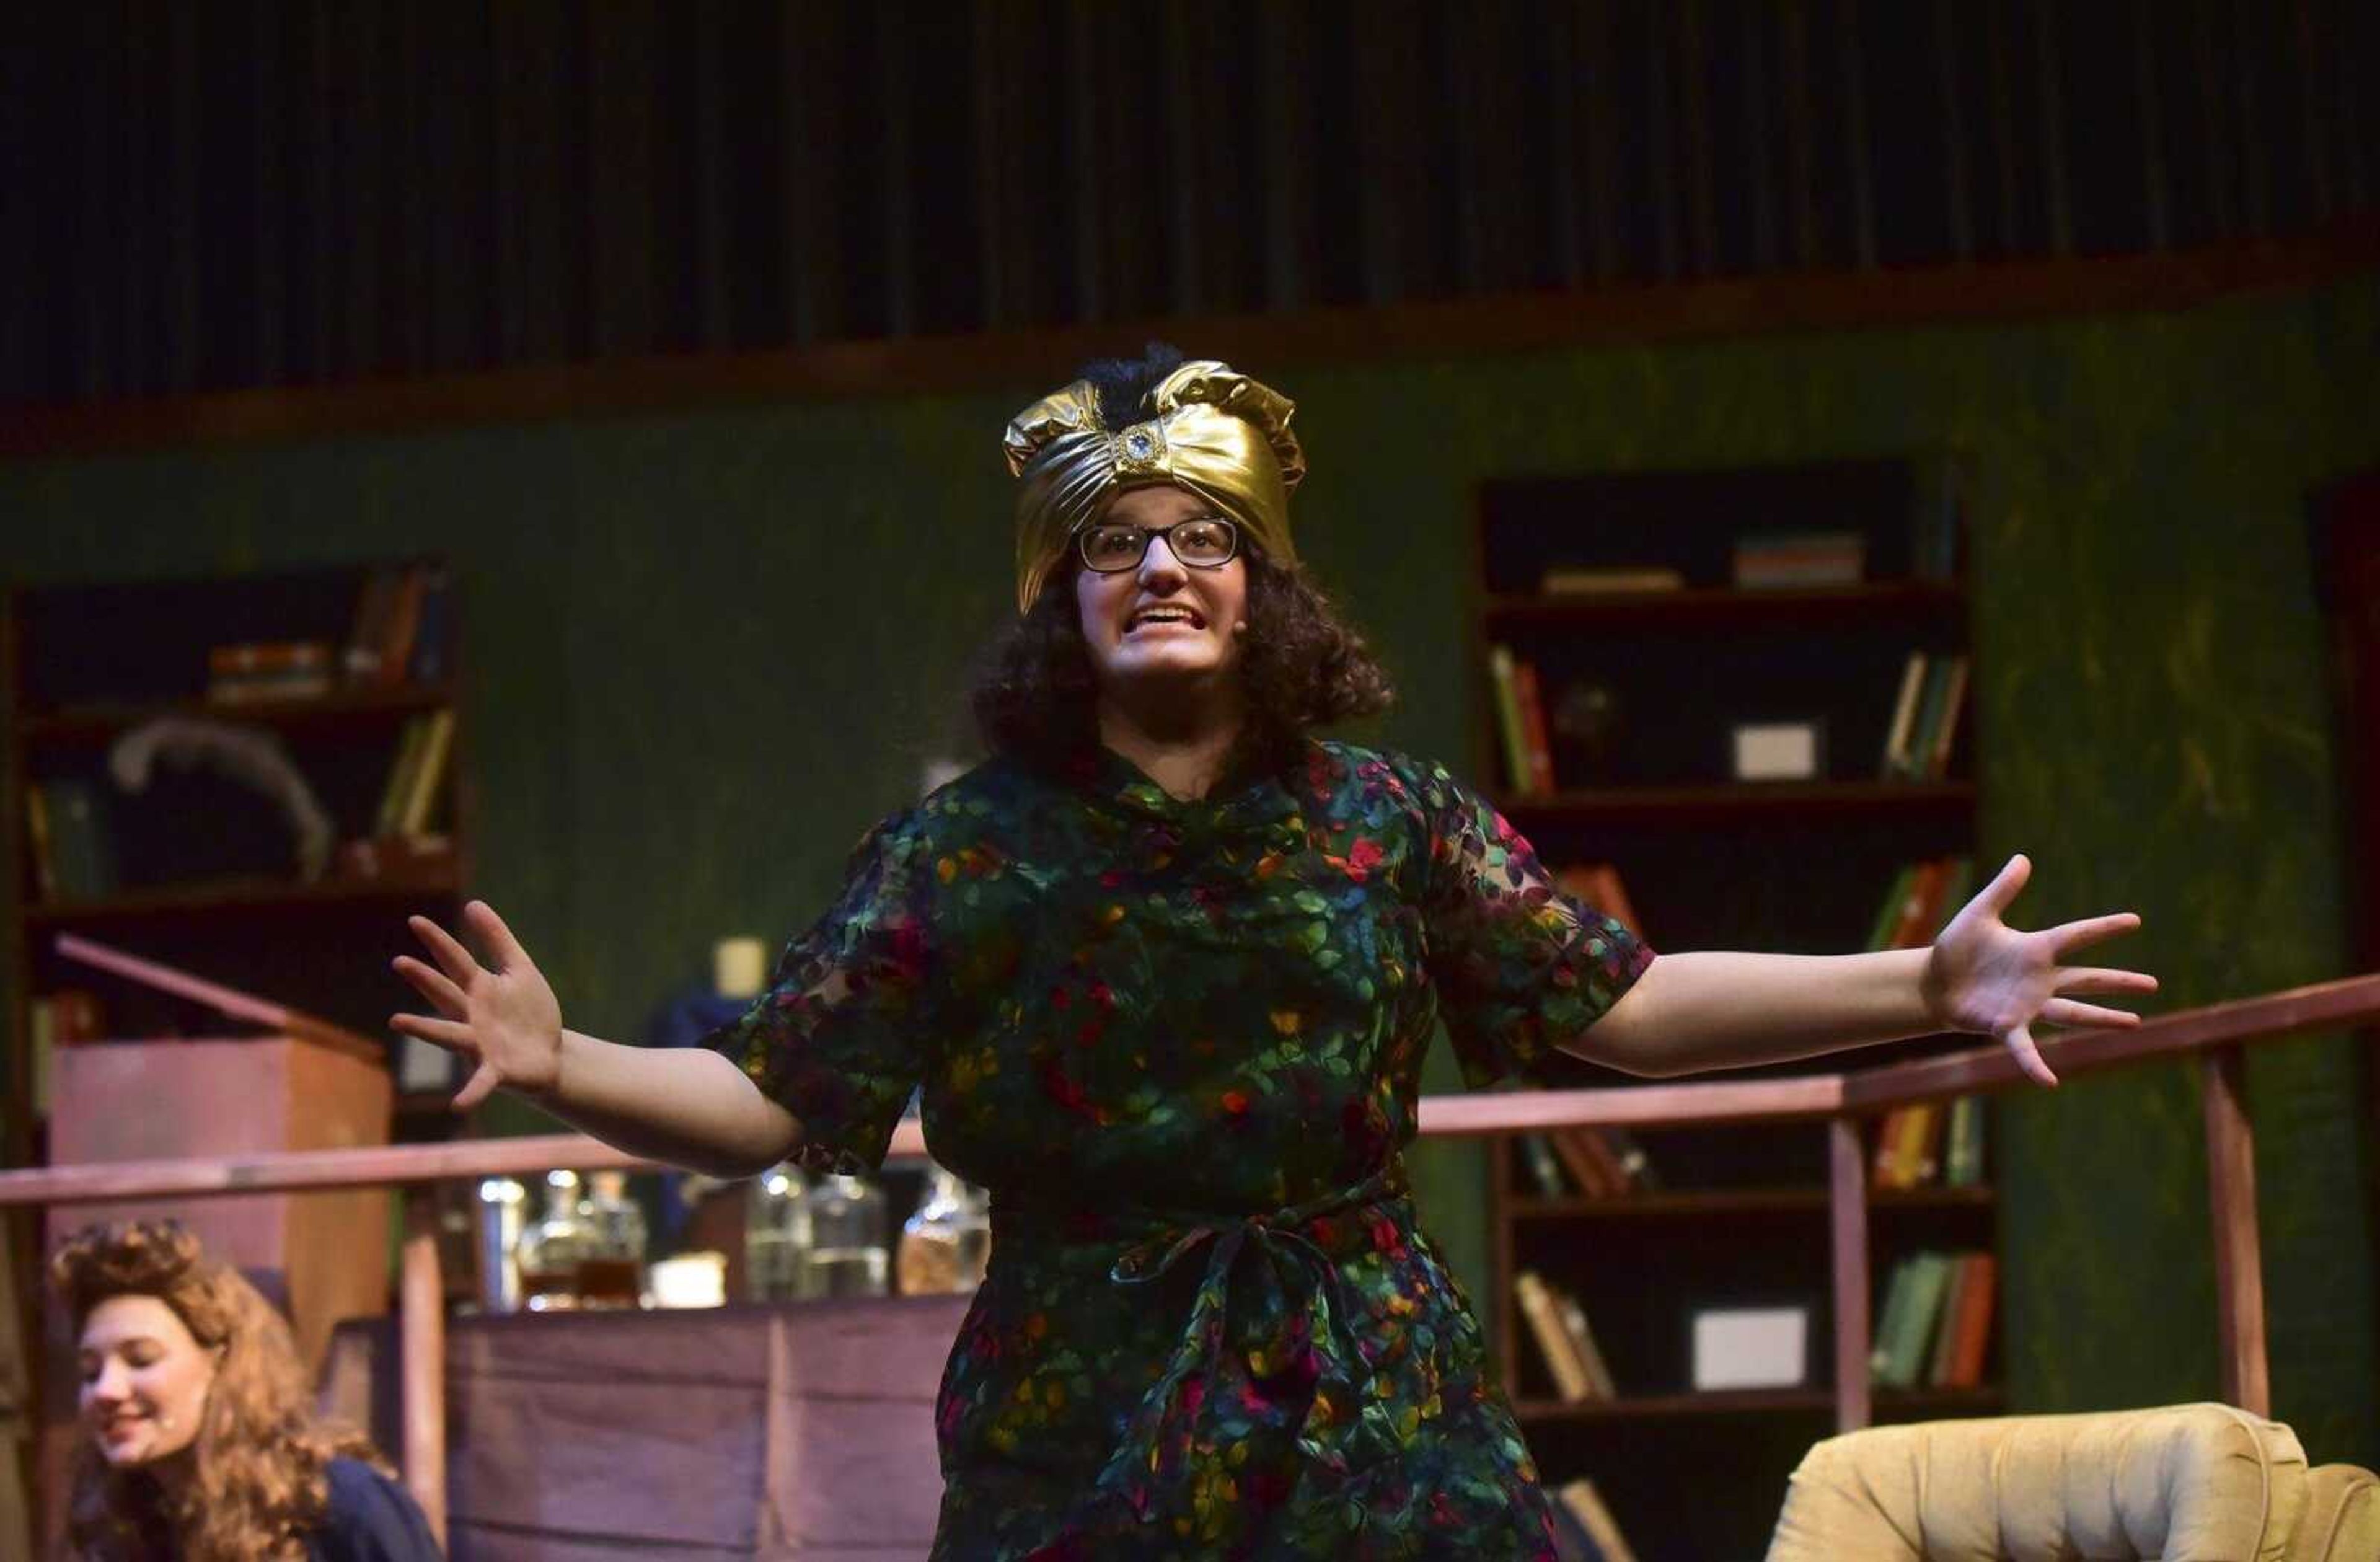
left=43, top=933, right=395, bottom=1366
left=48, top=1040, right=393, bottom=1366
left=38, top=933, right=395, bottom=1545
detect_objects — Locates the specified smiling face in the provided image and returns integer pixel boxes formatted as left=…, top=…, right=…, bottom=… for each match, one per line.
left=1073, top=485, right=1250, bottom=703
left=79, top=1294, right=218, bottom=1470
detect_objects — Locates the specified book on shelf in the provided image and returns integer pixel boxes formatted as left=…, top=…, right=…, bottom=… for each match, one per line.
left=373, top=717, right=430, bottom=839
left=1546, top=1127, right=1623, bottom=1200
left=207, top=641, right=336, bottom=704
left=1924, top=655, right=1970, bottom=779
left=407, top=564, right=454, bottom=684
left=1553, top=1286, right=1619, bottom=1400
left=1924, top=1251, right=1987, bottom=1388
left=342, top=562, right=451, bottom=690
left=1554, top=1478, right=1641, bottom=1562
left=23, top=783, right=58, bottom=902
left=371, top=708, right=456, bottom=842
left=398, top=708, right=457, bottom=836
left=1871, top=1105, right=1936, bottom=1191
left=1545, top=1495, right=1603, bottom=1562
left=1872, top=1093, right=1985, bottom=1192
left=1514, top=1269, right=1597, bottom=1401
left=41, top=779, right=120, bottom=901
left=1863, top=856, right=1973, bottom=955
left=1540, top=565, right=1685, bottom=595
left=1942, top=1095, right=1987, bottom=1188
left=1938, top=1251, right=1997, bottom=1388
left=1894, top=655, right=1972, bottom=781
left=1879, top=652, right=1972, bottom=781
left=1486, top=645, right=1536, bottom=796
left=1512, top=658, right=1557, bottom=794
left=1879, top=652, right=1928, bottom=777
left=1914, top=456, right=1967, bottom=581
left=1870, top=1250, right=1959, bottom=1389
left=1730, top=531, right=1866, bottom=588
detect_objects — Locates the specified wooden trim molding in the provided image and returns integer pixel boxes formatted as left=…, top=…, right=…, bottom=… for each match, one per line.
left=4, top=218, right=2375, bottom=461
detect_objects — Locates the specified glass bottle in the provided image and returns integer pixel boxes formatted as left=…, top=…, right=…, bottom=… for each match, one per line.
left=745, top=1163, right=813, bottom=1302
left=798, top=1173, right=889, bottom=1298
left=515, top=1169, right=590, bottom=1312
left=475, top=1177, right=528, bottom=1313
left=575, top=1169, right=648, bottom=1308
left=896, top=1166, right=992, bottom=1295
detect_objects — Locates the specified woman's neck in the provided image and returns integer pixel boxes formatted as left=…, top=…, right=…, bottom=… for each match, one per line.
left=146, top=1448, right=197, bottom=1506
left=1097, top=694, right=1243, bottom=801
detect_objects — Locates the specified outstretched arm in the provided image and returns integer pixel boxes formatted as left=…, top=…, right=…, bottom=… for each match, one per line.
left=1575, top=854, right=2156, bottom=1085
left=391, top=901, right=799, bottom=1177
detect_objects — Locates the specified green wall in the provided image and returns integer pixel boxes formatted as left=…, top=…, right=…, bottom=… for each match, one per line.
left=7, top=275, right=2376, bottom=1463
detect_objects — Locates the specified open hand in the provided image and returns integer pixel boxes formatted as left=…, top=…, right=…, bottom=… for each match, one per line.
left=390, top=900, right=563, bottom=1111
left=1923, top=854, right=2157, bottom=1087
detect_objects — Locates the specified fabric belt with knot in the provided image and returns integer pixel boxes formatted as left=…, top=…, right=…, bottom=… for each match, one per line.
left=997, top=1161, right=1411, bottom=1524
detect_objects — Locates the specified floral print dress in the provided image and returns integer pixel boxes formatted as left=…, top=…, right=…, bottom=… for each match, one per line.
left=706, top=740, right=1653, bottom=1559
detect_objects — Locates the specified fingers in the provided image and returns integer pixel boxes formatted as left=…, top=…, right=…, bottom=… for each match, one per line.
left=391, top=955, right=469, bottom=1018
left=2038, top=997, right=2143, bottom=1031
left=2056, top=966, right=2158, bottom=997
left=1975, top=853, right=2032, bottom=917
left=465, top=900, right=534, bottom=976
left=389, top=1012, right=478, bottom=1052
left=408, top=914, right=484, bottom=987
left=2001, top=1023, right=2058, bottom=1088
left=2049, top=911, right=2144, bottom=955
left=452, top=1062, right=501, bottom=1113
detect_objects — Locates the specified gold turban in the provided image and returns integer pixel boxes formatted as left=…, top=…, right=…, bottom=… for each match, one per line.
left=1002, top=359, right=1305, bottom=613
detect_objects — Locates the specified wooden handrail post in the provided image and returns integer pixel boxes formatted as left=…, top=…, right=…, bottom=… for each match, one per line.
left=1828, top=1116, right=1871, bottom=1433
left=2201, top=1044, right=2270, bottom=1415
left=399, top=1188, right=448, bottom=1547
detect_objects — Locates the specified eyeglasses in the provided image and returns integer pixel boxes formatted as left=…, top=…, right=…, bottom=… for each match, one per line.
left=1076, top=516, right=1241, bottom=573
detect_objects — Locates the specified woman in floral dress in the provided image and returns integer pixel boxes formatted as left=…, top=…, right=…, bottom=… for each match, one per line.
left=390, top=346, right=2154, bottom=1558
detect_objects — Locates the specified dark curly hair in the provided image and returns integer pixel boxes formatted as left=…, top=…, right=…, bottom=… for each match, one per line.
left=52, top=1220, right=389, bottom=1562
left=971, top=343, right=1394, bottom=777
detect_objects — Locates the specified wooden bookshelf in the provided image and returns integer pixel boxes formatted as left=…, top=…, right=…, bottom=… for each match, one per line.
left=1473, top=458, right=2001, bottom=1562
left=2, top=560, right=475, bottom=1153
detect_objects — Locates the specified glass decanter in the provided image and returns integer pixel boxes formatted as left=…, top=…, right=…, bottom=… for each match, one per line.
left=515, top=1169, right=591, bottom=1312
left=574, top=1168, right=648, bottom=1308
left=896, top=1165, right=992, bottom=1295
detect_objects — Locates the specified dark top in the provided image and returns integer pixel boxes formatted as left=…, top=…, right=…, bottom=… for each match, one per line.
left=707, top=741, right=1653, bottom=1560
left=307, top=1458, right=443, bottom=1562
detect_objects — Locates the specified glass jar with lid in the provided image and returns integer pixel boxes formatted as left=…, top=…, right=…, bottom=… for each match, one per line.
left=575, top=1169, right=648, bottom=1308
left=896, top=1165, right=992, bottom=1295
left=515, top=1169, right=591, bottom=1311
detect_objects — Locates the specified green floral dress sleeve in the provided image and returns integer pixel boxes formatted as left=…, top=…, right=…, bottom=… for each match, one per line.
left=703, top=810, right=936, bottom=1174
left=1410, top=760, right=1655, bottom=1088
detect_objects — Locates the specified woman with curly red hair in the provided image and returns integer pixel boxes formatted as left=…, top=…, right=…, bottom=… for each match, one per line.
left=52, top=1219, right=439, bottom=1562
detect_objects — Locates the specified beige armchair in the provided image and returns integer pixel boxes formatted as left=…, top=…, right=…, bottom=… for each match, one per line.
left=1767, top=1403, right=2378, bottom=1561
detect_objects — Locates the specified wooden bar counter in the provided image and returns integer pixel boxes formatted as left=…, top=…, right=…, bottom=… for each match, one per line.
left=319, top=1294, right=972, bottom=1562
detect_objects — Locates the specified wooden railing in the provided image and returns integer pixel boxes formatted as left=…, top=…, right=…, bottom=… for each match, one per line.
left=4, top=973, right=2374, bottom=1545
